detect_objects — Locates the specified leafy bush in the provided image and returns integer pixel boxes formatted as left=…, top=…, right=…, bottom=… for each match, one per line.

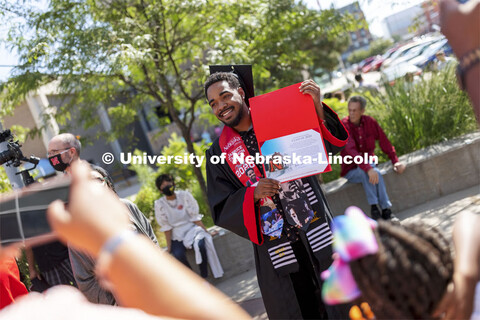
left=0, top=166, right=12, bottom=193
left=348, top=49, right=370, bottom=66
left=134, top=184, right=165, bottom=246
left=323, top=98, right=348, bottom=119
left=322, top=66, right=478, bottom=183
left=367, top=66, right=477, bottom=156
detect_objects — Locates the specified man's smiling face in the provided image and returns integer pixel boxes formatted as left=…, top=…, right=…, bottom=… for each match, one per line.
left=247, top=168, right=256, bottom=181
left=207, top=80, right=247, bottom=128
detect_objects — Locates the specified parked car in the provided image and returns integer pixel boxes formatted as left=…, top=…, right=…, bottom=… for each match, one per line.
left=363, top=46, right=401, bottom=73
left=409, top=39, right=454, bottom=69
left=381, top=42, right=418, bottom=69
left=386, top=38, right=440, bottom=69
left=361, top=55, right=381, bottom=73
left=382, top=62, right=422, bottom=85
left=357, top=56, right=377, bottom=73
left=381, top=36, right=442, bottom=69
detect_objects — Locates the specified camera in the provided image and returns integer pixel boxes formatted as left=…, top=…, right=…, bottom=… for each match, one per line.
left=0, top=129, right=40, bottom=186
left=0, top=129, right=69, bottom=246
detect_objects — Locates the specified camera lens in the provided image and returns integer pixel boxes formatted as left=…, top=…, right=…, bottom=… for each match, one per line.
left=0, top=146, right=15, bottom=165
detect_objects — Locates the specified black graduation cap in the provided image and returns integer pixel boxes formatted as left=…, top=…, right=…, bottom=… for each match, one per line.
left=209, top=65, right=255, bottom=106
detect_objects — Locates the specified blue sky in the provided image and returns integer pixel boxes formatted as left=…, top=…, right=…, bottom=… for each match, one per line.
left=0, top=0, right=424, bottom=82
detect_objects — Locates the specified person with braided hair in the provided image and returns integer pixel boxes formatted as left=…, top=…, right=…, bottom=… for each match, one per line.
left=322, top=206, right=454, bottom=320
left=351, top=222, right=453, bottom=319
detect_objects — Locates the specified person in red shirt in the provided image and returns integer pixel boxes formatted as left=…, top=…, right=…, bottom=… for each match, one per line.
left=0, top=256, right=28, bottom=309
left=340, top=96, right=406, bottom=220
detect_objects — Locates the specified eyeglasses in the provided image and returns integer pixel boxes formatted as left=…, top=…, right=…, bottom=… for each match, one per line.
left=47, top=147, right=72, bottom=158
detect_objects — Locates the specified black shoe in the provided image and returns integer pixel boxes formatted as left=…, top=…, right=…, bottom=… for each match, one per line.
left=370, top=205, right=381, bottom=220
left=382, top=208, right=399, bottom=222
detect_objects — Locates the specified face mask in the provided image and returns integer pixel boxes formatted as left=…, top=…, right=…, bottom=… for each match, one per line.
left=162, top=185, right=175, bottom=196
left=48, top=150, right=70, bottom=172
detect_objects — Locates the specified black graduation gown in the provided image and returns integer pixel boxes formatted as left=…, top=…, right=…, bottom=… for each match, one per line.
left=206, top=104, right=349, bottom=319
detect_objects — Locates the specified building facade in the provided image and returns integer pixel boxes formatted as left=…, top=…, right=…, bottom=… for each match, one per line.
left=338, top=1, right=374, bottom=61
left=382, top=1, right=440, bottom=40
left=1, top=83, right=215, bottom=185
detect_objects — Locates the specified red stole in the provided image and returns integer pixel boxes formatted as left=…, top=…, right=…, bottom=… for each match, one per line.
left=219, top=125, right=265, bottom=245
left=218, top=103, right=348, bottom=245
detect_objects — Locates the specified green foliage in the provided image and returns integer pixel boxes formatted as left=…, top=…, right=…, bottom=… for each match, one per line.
left=348, top=49, right=370, bottom=65
left=347, top=38, right=394, bottom=64
left=17, top=250, right=31, bottom=290
left=241, top=3, right=354, bottom=90
left=1, top=0, right=356, bottom=211
left=368, top=66, right=477, bottom=156
left=392, top=35, right=402, bottom=43
left=369, top=38, right=395, bottom=58
left=0, top=166, right=12, bottom=193
left=134, top=183, right=165, bottom=246
left=322, top=66, right=478, bottom=184
left=150, top=133, right=208, bottom=188
left=8, top=124, right=30, bottom=144
left=0, top=0, right=355, bottom=134
left=323, top=98, right=348, bottom=119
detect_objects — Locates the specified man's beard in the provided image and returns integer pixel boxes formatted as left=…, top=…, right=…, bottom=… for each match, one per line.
left=222, top=105, right=244, bottom=128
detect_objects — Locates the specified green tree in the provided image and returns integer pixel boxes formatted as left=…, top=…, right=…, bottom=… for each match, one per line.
left=0, top=166, right=12, bottom=193
left=369, top=66, right=477, bottom=155
left=236, top=1, right=353, bottom=90
left=0, top=0, right=354, bottom=212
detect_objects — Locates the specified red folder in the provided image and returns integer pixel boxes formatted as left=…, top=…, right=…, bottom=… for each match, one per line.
left=249, top=82, right=331, bottom=179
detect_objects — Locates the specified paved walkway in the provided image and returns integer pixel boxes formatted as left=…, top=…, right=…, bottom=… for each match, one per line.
left=213, top=185, right=480, bottom=319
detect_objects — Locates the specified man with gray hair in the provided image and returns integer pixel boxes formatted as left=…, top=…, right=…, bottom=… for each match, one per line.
left=340, top=96, right=405, bottom=220
left=47, top=133, right=82, bottom=173
left=26, top=133, right=82, bottom=291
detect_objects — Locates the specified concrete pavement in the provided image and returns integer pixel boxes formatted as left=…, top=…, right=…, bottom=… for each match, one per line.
left=213, top=185, right=480, bottom=319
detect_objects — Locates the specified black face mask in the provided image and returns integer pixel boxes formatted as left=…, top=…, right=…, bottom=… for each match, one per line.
left=48, top=154, right=69, bottom=172
left=162, top=185, right=175, bottom=196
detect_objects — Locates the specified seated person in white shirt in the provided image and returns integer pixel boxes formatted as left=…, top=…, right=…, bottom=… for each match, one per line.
left=154, top=174, right=211, bottom=278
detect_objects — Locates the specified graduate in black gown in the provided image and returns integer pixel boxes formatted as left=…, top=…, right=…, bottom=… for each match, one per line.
left=204, top=66, right=351, bottom=319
